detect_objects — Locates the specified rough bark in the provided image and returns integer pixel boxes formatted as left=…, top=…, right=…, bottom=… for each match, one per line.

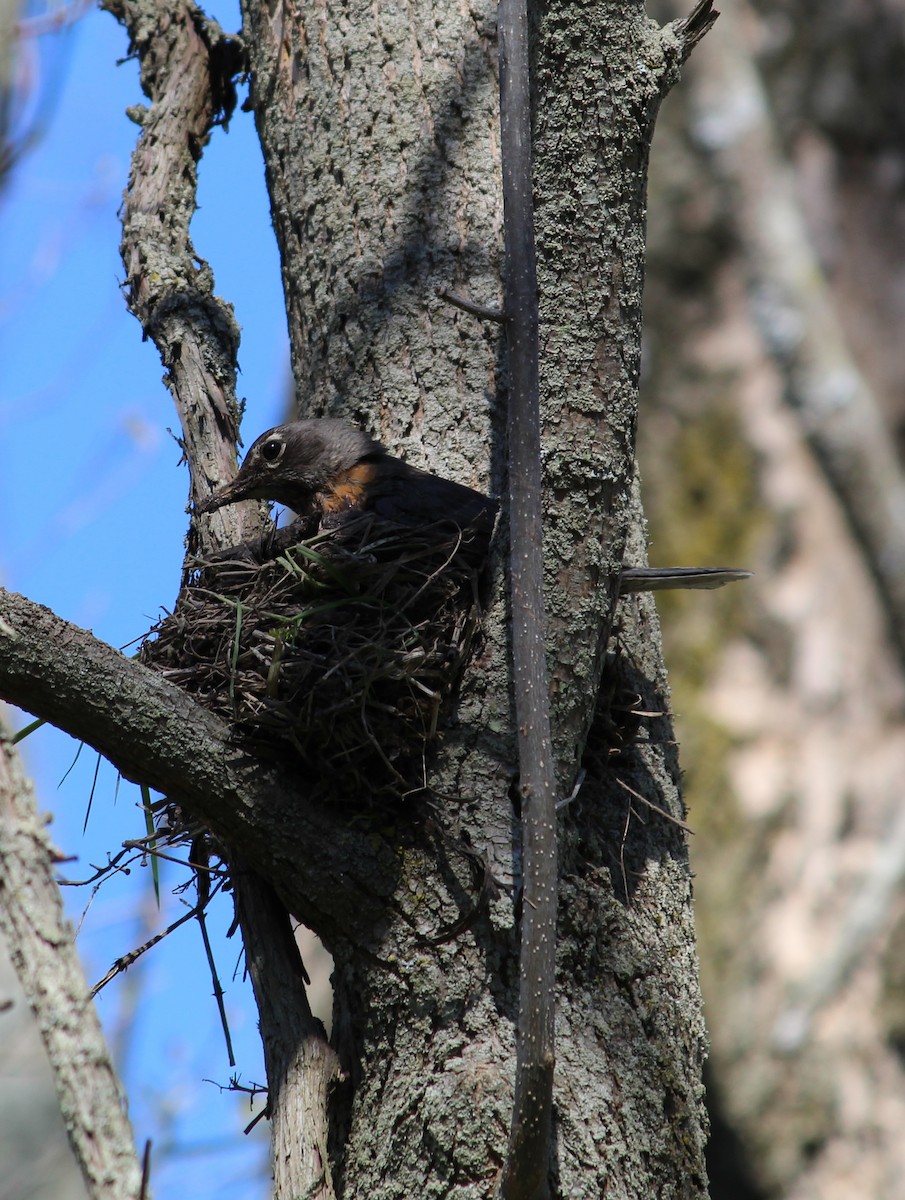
left=0, top=722, right=143, bottom=1200
left=235, top=0, right=711, bottom=1195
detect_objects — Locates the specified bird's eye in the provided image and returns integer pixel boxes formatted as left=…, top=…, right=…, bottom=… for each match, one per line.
left=260, top=439, right=285, bottom=464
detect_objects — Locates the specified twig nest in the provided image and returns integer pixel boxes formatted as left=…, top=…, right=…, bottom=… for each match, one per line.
left=140, top=514, right=488, bottom=802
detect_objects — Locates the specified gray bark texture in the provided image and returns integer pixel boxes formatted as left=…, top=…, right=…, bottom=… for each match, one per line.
left=0, top=0, right=717, bottom=1196
left=236, top=0, right=709, bottom=1195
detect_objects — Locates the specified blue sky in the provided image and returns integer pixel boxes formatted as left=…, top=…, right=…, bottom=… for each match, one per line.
left=2, top=3, right=291, bottom=1195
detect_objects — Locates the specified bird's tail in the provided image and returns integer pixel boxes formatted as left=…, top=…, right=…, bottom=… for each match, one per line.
left=619, top=566, right=752, bottom=595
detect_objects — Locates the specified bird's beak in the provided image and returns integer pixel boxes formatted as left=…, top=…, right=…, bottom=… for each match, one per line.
left=195, top=474, right=254, bottom=515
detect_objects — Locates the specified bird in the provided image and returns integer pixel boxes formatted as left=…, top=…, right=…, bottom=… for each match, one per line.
left=197, top=418, right=750, bottom=592
left=196, top=418, right=498, bottom=547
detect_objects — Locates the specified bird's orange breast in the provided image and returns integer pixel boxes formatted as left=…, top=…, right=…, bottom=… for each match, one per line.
left=318, top=460, right=380, bottom=513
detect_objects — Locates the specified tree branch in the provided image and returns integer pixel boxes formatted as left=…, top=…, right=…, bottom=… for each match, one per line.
left=100, top=0, right=250, bottom=544
left=0, top=721, right=143, bottom=1200
left=498, top=0, right=557, bottom=1196
left=232, top=870, right=342, bottom=1200
left=0, top=588, right=398, bottom=942
left=98, top=1, right=344, bottom=1188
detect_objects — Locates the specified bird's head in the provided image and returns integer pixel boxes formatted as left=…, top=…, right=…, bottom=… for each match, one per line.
left=196, top=419, right=385, bottom=514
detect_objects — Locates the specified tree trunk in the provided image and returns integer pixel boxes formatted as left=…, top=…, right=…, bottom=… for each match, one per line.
left=237, top=0, right=710, bottom=1194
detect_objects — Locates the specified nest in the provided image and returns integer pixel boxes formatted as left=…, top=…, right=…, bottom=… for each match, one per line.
left=140, top=514, right=488, bottom=803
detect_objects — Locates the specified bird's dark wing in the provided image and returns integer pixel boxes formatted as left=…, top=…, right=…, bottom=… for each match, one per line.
left=363, top=458, right=498, bottom=536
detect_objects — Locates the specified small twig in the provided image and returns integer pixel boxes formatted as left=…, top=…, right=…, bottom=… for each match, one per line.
left=206, top=1072, right=268, bottom=1098
left=435, top=286, right=507, bottom=323
left=81, top=750, right=103, bottom=835
left=11, top=716, right=45, bottom=743
left=122, top=840, right=226, bottom=875
left=192, top=837, right=236, bottom=1066
left=555, top=768, right=586, bottom=812
left=90, top=879, right=225, bottom=998
left=244, top=1105, right=270, bottom=1136
left=418, top=821, right=496, bottom=945
left=139, top=1140, right=152, bottom=1200
left=615, top=777, right=693, bottom=835
left=206, top=1073, right=271, bottom=1135
left=74, top=881, right=103, bottom=940
left=58, top=846, right=135, bottom=887
left=673, top=0, right=719, bottom=62
left=619, top=799, right=633, bottom=902
left=197, top=898, right=237, bottom=1065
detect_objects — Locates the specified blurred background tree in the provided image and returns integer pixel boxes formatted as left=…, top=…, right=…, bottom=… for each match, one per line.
left=643, top=3, right=905, bottom=1197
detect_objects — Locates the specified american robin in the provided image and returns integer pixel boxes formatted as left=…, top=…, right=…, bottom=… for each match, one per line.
left=197, top=418, right=498, bottom=552
left=197, top=418, right=750, bottom=592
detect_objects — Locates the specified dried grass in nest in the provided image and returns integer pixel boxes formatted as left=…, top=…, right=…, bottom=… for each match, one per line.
left=140, top=514, right=487, bottom=803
